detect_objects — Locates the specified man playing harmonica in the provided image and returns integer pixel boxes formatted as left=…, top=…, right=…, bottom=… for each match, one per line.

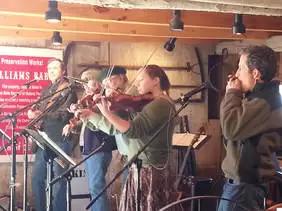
left=218, top=45, right=282, bottom=211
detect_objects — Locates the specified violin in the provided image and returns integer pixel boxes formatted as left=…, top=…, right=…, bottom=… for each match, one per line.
left=73, top=80, right=103, bottom=111
left=77, top=94, right=96, bottom=109
left=66, top=91, right=153, bottom=136
left=99, top=93, right=154, bottom=113
left=64, top=96, right=96, bottom=135
left=66, top=81, right=102, bottom=131
left=29, top=104, right=44, bottom=130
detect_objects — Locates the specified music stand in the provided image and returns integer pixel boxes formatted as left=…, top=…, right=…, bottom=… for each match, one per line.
left=172, top=133, right=208, bottom=149
left=23, top=128, right=76, bottom=211
left=172, top=132, right=209, bottom=211
left=23, top=129, right=76, bottom=167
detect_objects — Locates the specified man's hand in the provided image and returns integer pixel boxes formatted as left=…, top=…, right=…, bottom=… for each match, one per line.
left=62, top=124, right=73, bottom=136
left=74, top=108, right=94, bottom=120
left=27, top=109, right=42, bottom=119
left=92, top=93, right=111, bottom=115
left=96, top=97, right=111, bottom=116
left=68, top=103, right=78, bottom=113
left=226, top=75, right=241, bottom=91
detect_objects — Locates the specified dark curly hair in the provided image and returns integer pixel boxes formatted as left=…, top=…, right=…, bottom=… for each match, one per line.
left=240, top=45, right=278, bottom=82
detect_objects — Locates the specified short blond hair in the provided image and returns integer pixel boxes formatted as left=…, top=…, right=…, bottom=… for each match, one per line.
left=80, top=69, right=97, bottom=81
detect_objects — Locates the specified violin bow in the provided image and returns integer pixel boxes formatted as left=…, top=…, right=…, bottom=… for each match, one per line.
left=125, top=46, right=159, bottom=94
left=99, top=64, right=115, bottom=95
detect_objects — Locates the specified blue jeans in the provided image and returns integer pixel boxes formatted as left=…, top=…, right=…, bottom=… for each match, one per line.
left=31, top=141, right=72, bottom=211
left=83, top=151, right=112, bottom=211
left=218, top=179, right=265, bottom=211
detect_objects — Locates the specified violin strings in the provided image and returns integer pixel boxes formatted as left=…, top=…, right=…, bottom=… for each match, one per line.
left=125, top=46, right=159, bottom=94
left=106, top=65, right=115, bottom=78
left=100, top=64, right=115, bottom=95
left=144, top=45, right=158, bottom=70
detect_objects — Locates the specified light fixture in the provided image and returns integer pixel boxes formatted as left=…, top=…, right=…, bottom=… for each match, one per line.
left=170, top=10, right=184, bottom=31
left=52, top=31, right=62, bottom=45
left=164, top=37, right=177, bottom=52
left=232, top=14, right=246, bottom=35
left=45, top=0, right=61, bottom=23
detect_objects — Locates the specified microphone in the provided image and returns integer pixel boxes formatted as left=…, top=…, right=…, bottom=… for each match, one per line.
left=174, top=82, right=209, bottom=105
left=64, top=76, right=87, bottom=85
left=24, top=78, right=39, bottom=87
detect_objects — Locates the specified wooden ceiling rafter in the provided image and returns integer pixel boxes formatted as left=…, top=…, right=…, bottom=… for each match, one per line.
left=3, top=0, right=282, bottom=31
left=0, top=0, right=282, bottom=44
left=0, top=14, right=276, bottom=40
left=1, top=28, right=219, bottom=44
left=55, top=0, right=282, bottom=16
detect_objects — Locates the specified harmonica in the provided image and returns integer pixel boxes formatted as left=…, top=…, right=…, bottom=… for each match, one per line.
left=228, top=75, right=238, bottom=82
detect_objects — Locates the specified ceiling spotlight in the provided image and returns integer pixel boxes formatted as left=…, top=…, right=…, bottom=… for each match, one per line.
left=232, top=14, right=246, bottom=35
left=164, top=37, right=177, bottom=52
left=170, top=10, right=184, bottom=31
left=52, top=31, right=62, bottom=46
left=45, top=0, right=61, bottom=23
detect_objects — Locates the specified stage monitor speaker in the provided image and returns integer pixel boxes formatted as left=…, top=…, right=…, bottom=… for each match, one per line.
left=208, top=55, right=223, bottom=119
left=178, top=176, right=214, bottom=211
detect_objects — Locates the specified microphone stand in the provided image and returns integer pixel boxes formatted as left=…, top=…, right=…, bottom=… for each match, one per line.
left=0, top=82, right=36, bottom=211
left=0, top=83, right=73, bottom=211
left=22, top=134, right=28, bottom=211
left=135, top=158, right=142, bottom=211
left=86, top=82, right=210, bottom=210
left=49, top=142, right=106, bottom=211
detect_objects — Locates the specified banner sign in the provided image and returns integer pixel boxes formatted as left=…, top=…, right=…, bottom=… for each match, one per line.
left=0, top=47, right=62, bottom=161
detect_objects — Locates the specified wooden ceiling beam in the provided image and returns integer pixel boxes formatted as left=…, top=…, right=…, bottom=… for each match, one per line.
left=184, top=0, right=282, bottom=9
left=54, top=0, right=282, bottom=16
left=0, top=14, right=276, bottom=40
left=0, top=28, right=219, bottom=44
left=1, top=0, right=282, bottom=32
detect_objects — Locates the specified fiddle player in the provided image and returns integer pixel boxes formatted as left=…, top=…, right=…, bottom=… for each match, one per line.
left=62, top=69, right=117, bottom=211
left=218, top=45, right=282, bottom=211
left=27, top=58, right=77, bottom=211
left=76, top=65, right=178, bottom=210
left=97, top=66, right=133, bottom=188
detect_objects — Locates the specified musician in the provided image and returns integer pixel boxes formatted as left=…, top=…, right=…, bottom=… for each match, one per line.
left=219, top=45, right=282, bottom=211
left=63, top=69, right=117, bottom=211
left=97, top=66, right=131, bottom=154
left=27, top=58, right=77, bottom=211
left=97, top=66, right=133, bottom=189
left=76, top=65, right=178, bottom=210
